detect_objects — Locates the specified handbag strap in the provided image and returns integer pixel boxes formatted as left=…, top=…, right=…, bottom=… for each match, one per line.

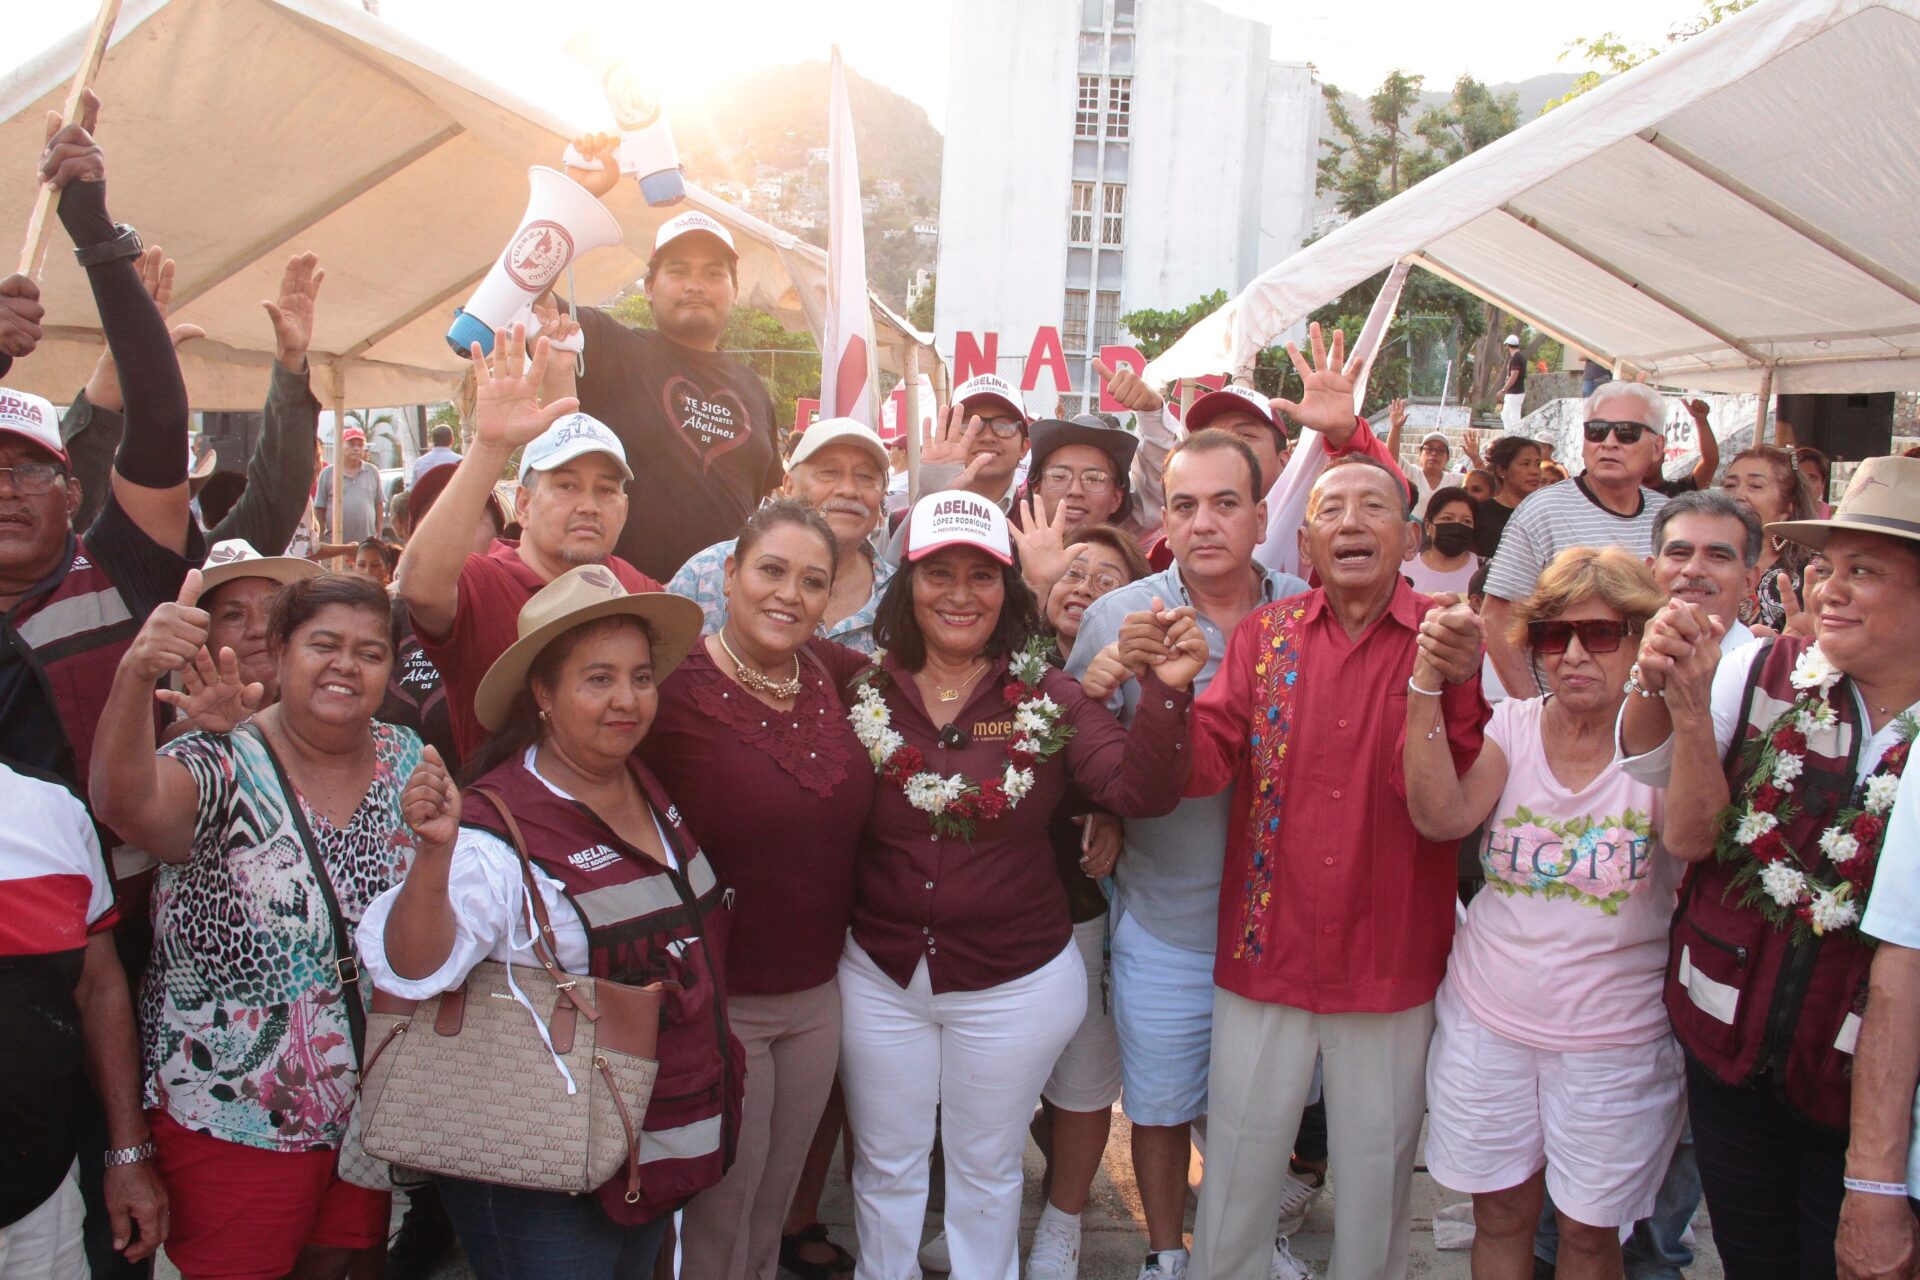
left=467, top=786, right=602, bottom=1022
left=249, top=723, right=366, bottom=1065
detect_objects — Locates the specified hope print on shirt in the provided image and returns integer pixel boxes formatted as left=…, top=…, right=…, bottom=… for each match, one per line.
left=1481, top=803, right=1655, bottom=914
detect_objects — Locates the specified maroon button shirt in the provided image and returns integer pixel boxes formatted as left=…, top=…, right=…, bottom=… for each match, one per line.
left=854, top=652, right=1193, bottom=993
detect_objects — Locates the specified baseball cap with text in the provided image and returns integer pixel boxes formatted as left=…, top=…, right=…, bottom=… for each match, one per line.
left=1185, top=384, right=1279, bottom=435
left=519, top=413, right=635, bottom=487
left=653, top=211, right=738, bottom=260
left=953, top=373, right=1027, bottom=424
left=0, top=387, right=66, bottom=464
left=905, top=489, right=1013, bottom=565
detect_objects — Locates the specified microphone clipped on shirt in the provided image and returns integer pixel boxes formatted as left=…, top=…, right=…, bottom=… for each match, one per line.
left=939, top=724, right=970, bottom=750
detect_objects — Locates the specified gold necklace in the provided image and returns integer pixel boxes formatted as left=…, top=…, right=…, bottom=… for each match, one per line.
left=717, top=628, right=802, bottom=699
left=921, top=661, right=989, bottom=703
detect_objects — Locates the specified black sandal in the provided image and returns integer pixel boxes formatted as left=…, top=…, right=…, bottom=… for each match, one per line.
left=780, top=1222, right=856, bottom=1277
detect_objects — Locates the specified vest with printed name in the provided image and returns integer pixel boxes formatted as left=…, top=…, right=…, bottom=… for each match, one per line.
left=1664, top=636, right=1871, bottom=1132
left=465, top=756, right=741, bottom=1223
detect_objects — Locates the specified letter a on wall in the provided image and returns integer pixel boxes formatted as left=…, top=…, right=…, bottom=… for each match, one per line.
left=1021, top=327, right=1069, bottom=393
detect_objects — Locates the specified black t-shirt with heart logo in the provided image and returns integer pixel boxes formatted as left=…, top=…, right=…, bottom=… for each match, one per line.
left=576, top=307, right=784, bottom=581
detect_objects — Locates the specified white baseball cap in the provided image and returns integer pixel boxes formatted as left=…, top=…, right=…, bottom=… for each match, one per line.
left=788, top=417, right=890, bottom=476
left=905, top=489, right=1012, bottom=565
left=1503, top=334, right=1521, bottom=347
left=954, top=373, right=1026, bottom=423
left=0, top=387, right=66, bottom=464
left=653, top=211, right=737, bottom=259
left=1420, top=431, right=1450, bottom=449
left=1185, top=384, right=1279, bottom=434
left=519, top=413, right=634, bottom=487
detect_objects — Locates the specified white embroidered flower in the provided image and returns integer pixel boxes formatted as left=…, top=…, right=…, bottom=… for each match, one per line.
left=1772, top=753, right=1805, bottom=788
left=1003, top=765, right=1035, bottom=802
left=1866, top=773, right=1901, bottom=815
left=1789, top=646, right=1842, bottom=695
left=1819, top=826, right=1863, bottom=865
left=1734, top=808, right=1780, bottom=845
left=904, top=773, right=950, bottom=813
left=1808, top=887, right=1861, bottom=935
left=1760, top=860, right=1810, bottom=908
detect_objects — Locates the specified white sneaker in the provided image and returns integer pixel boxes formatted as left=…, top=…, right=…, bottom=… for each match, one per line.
left=919, top=1230, right=951, bottom=1274
left=1026, top=1209, right=1082, bottom=1279
left=1136, top=1248, right=1189, bottom=1279
left=1270, top=1234, right=1312, bottom=1280
left=1274, top=1167, right=1325, bottom=1237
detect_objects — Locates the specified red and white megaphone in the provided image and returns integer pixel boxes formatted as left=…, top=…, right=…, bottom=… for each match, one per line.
left=447, top=166, right=623, bottom=358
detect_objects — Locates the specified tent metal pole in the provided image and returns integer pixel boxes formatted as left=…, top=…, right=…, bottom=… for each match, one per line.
left=330, top=363, right=347, bottom=553
left=1638, top=130, right=1920, bottom=311
left=1756, top=363, right=1775, bottom=442
left=903, top=346, right=921, bottom=503
left=1498, top=207, right=1770, bottom=366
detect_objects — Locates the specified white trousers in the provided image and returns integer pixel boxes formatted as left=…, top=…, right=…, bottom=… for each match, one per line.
left=1190, top=989, right=1434, bottom=1280
left=1501, top=392, right=1525, bottom=429
left=837, top=937, right=1085, bottom=1280
left=0, top=1160, right=87, bottom=1280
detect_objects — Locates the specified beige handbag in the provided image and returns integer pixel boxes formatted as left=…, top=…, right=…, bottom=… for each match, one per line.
left=357, top=789, right=670, bottom=1200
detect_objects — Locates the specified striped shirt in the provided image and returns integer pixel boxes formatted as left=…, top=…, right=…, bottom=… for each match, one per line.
left=1483, top=475, right=1668, bottom=602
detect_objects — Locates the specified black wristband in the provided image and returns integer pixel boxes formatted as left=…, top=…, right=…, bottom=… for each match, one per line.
left=74, top=224, right=142, bottom=268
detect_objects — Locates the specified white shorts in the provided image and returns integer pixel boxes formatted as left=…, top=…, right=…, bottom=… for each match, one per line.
left=1044, top=916, right=1124, bottom=1112
left=1502, top=392, right=1525, bottom=428
left=1423, top=980, right=1686, bottom=1228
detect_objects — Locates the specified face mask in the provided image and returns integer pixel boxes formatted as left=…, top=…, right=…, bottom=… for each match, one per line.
left=1431, top=522, right=1475, bottom=556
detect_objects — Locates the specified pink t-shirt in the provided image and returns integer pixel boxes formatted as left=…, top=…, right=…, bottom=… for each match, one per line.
left=1447, top=696, right=1680, bottom=1051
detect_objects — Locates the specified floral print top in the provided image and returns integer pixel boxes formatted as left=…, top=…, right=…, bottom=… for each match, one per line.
left=141, top=722, right=421, bottom=1151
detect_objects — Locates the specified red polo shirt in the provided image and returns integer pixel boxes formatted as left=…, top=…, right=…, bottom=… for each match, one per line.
left=1187, top=580, right=1487, bottom=1014
left=413, top=539, right=661, bottom=760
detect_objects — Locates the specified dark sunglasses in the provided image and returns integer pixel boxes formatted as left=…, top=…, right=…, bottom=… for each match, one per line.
left=1527, top=618, right=1637, bottom=655
left=1584, top=419, right=1647, bottom=445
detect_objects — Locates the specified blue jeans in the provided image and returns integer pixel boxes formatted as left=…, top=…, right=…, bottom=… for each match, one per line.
left=436, top=1176, right=669, bottom=1280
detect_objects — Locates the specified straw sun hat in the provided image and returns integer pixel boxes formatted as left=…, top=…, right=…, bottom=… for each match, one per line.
left=1769, top=454, right=1920, bottom=551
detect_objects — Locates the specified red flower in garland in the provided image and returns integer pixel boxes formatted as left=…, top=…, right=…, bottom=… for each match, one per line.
left=1773, top=727, right=1808, bottom=753
left=1853, top=812, right=1887, bottom=845
left=976, top=779, right=1009, bottom=820
left=1002, top=680, right=1026, bottom=705
left=883, top=746, right=925, bottom=786
left=1750, top=831, right=1792, bottom=863
left=1752, top=784, right=1786, bottom=814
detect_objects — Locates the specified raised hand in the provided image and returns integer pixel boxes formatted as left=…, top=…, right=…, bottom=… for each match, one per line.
left=1094, top=357, right=1163, bottom=416
left=1416, top=593, right=1483, bottom=686
left=39, top=88, right=103, bottom=190
left=1462, top=427, right=1483, bottom=468
left=1078, top=640, right=1137, bottom=702
left=529, top=293, right=583, bottom=347
left=1635, top=598, right=1715, bottom=695
left=263, top=252, right=324, bottom=371
left=1684, top=397, right=1711, bottom=424
left=402, top=746, right=460, bottom=853
left=1117, top=596, right=1178, bottom=672
left=0, top=274, right=44, bottom=359
left=1009, top=494, right=1088, bottom=597
left=1154, top=610, right=1210, bottom=691
left=126, top=570, right=210, bottom=685
left=1270, top=322, right=1363, bottom=442
left=156, top=645, right=265, bottom=734
left=919, top=404, right=992, bottom=489
left=1390, top=397, right=1408, bottom=434
left=471, top=325, right=579, bottom=451
left=565, top=132, right=622, bottom=198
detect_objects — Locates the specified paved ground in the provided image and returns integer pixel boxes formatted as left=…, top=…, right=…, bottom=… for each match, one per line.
left=156, top=1109, right=1727, bottom=1277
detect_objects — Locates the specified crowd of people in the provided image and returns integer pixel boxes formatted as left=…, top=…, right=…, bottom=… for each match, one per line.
left=7, top=96, right=1920, bottom=1280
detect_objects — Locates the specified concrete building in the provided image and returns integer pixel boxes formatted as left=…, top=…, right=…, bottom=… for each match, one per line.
left=933, top=0, right=1318, bottom=414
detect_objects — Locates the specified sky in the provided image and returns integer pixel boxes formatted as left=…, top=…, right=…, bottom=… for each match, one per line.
left=9, top=0, right=1716, bottom=133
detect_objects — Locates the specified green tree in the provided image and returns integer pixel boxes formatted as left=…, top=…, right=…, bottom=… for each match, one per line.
left=606, top=292, right=821, bottom=437
left=1415, top=75, right=1521, bottom=168
left=906, top=272, right=936, bottom=331
left=1119, top=290, right=1229, bottom=360
left=1544, top=0, right=1758, bottom=110
left=1317, top=69, right=1425, bottom=219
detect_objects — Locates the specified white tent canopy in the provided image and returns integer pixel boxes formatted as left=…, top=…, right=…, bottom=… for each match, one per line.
left=0, top=0, right=939, bottom=410
left=1145, top=0, right=1920, bottom=396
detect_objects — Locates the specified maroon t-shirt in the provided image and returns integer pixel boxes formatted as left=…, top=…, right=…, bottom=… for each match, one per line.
left=412, top=539, right=662, bottom=761
left=642, top=638, right=875, bottom=995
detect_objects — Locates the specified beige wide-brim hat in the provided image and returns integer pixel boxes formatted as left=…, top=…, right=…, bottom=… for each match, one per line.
left=198, top=538, right=322, bottom=596
left=1769, top=455, right=1920, bottom=551
left=473, top=565, right=703, bottom=732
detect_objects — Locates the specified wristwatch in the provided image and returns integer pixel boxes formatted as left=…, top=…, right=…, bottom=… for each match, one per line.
left=74, top=223, right=143, bottom=268
left=103, top=1140, right=156, bottom=1167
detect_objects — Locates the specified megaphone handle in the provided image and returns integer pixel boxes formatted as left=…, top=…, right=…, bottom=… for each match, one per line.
left=566, top=260, right=586, bottom=379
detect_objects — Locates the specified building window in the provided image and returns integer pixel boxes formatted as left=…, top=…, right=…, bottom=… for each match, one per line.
left=1114, top=0, right=1136, bottom=28
left=1094, top=290, right=1122, bottom=348
left=1076, top=76, right=1101, bottom=139
left=1081, top=0, right=1104, bottom=30
left=1063, top=290, right=1090, bottom=355
left=1101, top=184, right=1127, bottom=246
left=1106, top=77, right=1132, bottom=139
left=1069, top=182, right=1095, bottom=245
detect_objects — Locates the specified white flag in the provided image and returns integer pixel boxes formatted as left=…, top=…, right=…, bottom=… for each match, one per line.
left=820, top=47, right=877, bottom=426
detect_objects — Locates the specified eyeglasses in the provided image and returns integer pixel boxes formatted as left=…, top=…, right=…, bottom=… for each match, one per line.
left=1060, top=565, right=1124, bottom=594
left=0, top=463, right=66, bottom=496
left=1039, top=465, right=1114, bottom=493
left=1526, top=618, right=1637, bottom=655
left=1583, top=420, right=1647, bottom=445
left=976, top=416, right=1026, bottom=439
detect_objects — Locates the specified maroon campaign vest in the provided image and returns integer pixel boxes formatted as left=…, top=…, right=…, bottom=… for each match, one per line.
left=466, top=756, right=742, bottom=1223
left=1663, top=636, right=1871, bottom=1132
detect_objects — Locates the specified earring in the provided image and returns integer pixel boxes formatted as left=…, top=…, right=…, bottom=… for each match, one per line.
left=538, top=707, right=550, bottom=722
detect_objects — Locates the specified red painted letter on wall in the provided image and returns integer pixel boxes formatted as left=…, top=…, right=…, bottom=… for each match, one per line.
left=1021, top=327, right=1070, bottom=393
left=953, top=331, right=999, bottom=383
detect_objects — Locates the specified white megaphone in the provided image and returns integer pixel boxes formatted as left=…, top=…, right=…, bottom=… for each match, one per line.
left=447, top=166, right=623, bottom=358
left=562, top=31, right=686, bottom=207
